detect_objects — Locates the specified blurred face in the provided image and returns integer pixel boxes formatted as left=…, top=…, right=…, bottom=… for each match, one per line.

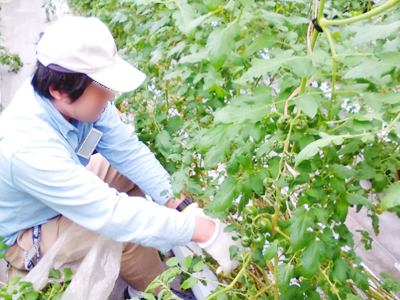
left=72, top=81, right=114, bottom=123
left=50, top=80, right=115, bottom=123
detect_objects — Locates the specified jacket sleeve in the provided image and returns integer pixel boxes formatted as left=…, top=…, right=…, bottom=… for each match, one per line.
left=94, top=102, right=174, bottom=205
left=10, top=141, right=196, bottom=252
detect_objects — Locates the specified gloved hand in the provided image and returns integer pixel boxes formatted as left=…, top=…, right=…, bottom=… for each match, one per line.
left=183, top=203, right=242, bottom=275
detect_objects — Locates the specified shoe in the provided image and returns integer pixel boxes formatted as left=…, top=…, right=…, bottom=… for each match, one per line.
left=124, top=286, right=135, bottom=300
left=123, top=286, right=196, bottom=300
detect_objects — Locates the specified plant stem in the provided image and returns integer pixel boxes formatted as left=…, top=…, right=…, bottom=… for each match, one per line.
left=317, top=0, right=326, bottom=20
left=318, top=24, right=337, bottom=121
left=319, top=266, right=342, bottom=300
left=299, top=77, right=307, bottom=95
left=310, top=29, right=319, bottom=49
left=273, top=255, right=279, bottom=300
left=254, top=282, right=274, bottom=298
left=272, top=188, right=283, bottom=300
left=384, top=110, right=400, bottom=132
left=158, top=279, right=184, bottom=300
left=177, top=266, right=228, bottom=288
left=203, top=254, right=251, bottom=300
left=237, top=5, right=244, bottom=23
left=274, top=226, right=290, bottom=240
left=320, top=0, right=400, bottom=27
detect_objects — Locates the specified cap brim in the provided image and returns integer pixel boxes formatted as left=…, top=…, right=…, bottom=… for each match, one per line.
left=87, top=56, right=147, bottom=93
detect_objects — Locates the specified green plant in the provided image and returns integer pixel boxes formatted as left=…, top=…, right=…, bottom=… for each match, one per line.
left=42, top=0, right=56, bottom=22
left=0, top=45, right=22, bottom=72
left=0, top=243, right=72, bottom=300
left=60, top=0, right=400, bottom=298
left=1, top=237, right=74, bottom=300
left=0, top=267, right=73, bottom=300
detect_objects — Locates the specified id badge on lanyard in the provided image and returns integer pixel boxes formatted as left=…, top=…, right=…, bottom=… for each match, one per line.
left=76, top=128, right=103, bottom=159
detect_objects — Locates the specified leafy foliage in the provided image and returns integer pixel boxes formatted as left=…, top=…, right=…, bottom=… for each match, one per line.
left=64, top=0, right=400, bottom=298
left=0, top=268, right=72, bottom=300
left=0, top=45, right=22, bottom=72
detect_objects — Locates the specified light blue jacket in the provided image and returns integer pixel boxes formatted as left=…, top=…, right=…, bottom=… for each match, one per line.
left=0, top=78, right=195, bottom=252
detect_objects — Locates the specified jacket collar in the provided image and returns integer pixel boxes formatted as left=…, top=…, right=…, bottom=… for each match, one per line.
left=33, top=87, right=79, bottom=140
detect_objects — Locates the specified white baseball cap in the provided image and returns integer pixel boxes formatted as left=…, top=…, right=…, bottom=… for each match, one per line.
left=36, top=16, right=146, bottom=93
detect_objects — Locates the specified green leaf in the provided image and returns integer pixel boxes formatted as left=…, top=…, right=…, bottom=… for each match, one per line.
left=343, top=60, right=396, bottom=79
left=351, top=21, right=400, bottom=45
left=330, top=177, right=346, bottom=194
left=257, top=132, right=286, bottom=158
left=208, top=177, right=242, bottom=212
left=381, top=181, right=400, bottom=211
left=200, top=124, right=241, bottom=151
left=250, top=169, right=269, bottom=195
left=244, top=33, right=274, bottom=57
left=186, top=11, right=215, bottom=33
left=166, top=115, right=184, bottom=133
left=333, top=199, right=349, bottom=223
left=356, top=163, right=376, bottom=180
left=346, top=193, right=374, bottom=211
left=156, top=130, right=172, bottom=156
left=182, top=255, right=192, bottom=269
left=203, top=0, right=221, bottom=10
left=63, top=268, right=72, bottom=282
left=235, top=54, right=302, bottom=84
left=171, top=170, right=188, bottom=195
left=141, top=292, right=157, bottom=300
left=370, top=92, right=400, bottom=104
left=239, top=0, right=254, bottom=7
left=299, top=238, right=325, bottom=278
left=214, top=103, right=271, bottom=124
left=150, top=46, right=163, bottom=65
left=307, top=291, right=321, bottom=300
left=172, top=2, right=197, bottom=34
left=286, top=58, right=316, bottom=78
left=18, top=281, right=32, bottom=292
left=193, top=261, right=205, bottom=272
left=179, top=50, right=208, bottom=64
left=277, top=263, right=294, bottom=295
left=0, top=241, right=8, bottom=251
left=285, top=15, right=309, bottom=25
left=293, top=94, right=318, bottom=118
left=23, top=291, right=39, bottom=300
left=377, top=51, right=400, bottom=65
left=166, top=257, right=179, bottom=267
left=333, top=258, right=349, bottom=283
left=110, top=11, right=127, bottom=24
left=290, top=207, right=315, bottom=250
left=252, top=248, right=266, bottom=268
left=353, top=270, right=370, bottom=290
left=181, top=277, right=198, bottom=290
left=204, top=144, right=230, bottom=169
left=49, top=268, right=61, bottom=279
left=296, top=134, right=349, bottom=166
left=264, top=240, right=279, bottom=260
left=338, top=141, right=360, bottom=155
left=206, top=23, right=241, bottom=69
left=355, top=112, right=384, bottom=123
left=9, top=277, right=21, bottom=285
left=308, top=49, right=330, bottom=64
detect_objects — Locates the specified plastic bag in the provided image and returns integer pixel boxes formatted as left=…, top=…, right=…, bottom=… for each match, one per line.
left=21, top=222, right=123, bottom=300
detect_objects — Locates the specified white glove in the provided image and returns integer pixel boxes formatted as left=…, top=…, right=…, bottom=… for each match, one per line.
left=183, top=203, right=241, bottom=275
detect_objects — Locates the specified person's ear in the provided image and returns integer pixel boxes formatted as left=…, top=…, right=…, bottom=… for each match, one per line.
left=49, top=85, right=71, bottom=103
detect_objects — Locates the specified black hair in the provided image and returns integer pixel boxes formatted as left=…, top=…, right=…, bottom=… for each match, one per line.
left=31, top=61, right=93, bottom=101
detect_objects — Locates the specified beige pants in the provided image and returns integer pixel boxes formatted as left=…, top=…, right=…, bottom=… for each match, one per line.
left=5, top=153, right=165, bottom=291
